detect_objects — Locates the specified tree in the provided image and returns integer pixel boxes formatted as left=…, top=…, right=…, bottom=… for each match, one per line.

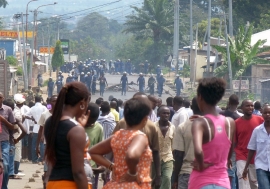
left=213, top=25, right=270, bottom=79
left=6, top=56, right=18, bottom=66
left=124, top=0, right=174, bottom=66
left=196, top=18, right=224, bottom=44
left=51, top=40, right=64, bottom=76
left=0, top=0, right=8, bottom=8
left=254, top=10, right=270, bottom=33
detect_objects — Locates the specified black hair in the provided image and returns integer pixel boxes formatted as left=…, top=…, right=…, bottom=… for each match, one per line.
left=87, top=102, right=100, bottom=124
left=229, top=94, right=239, bottom=105
left=157, top=105, right=169, bottom=114
left=148, top=95, right=157, bottom=103
left=184, top=100, right=190, bottom=108
left=50, top=95, right=58, bottom=102
left=173, top=96, right=184, bottom=106
left=254, top=101, right=261, bottom=110
left=118, top=99, right=123, bottom=107
left=133, top=92, right=146, bottom=98
left=111, top=98, right=119, bottom=112
left=197, top=77, right=226, bottom=106
left=28, top=101, right=35, bottom=108
left=166, top=97, right=173, bottom=106
left=191, top=97, right=201, bottom=115
left=35, top=96, right=42, bottom=103
left=3, top=99, right=14, bottom=110
left=124, top=98, right=151, bottom=127
left=45, top=81, right=89, bottom=165
left=100, top=101, right=110, bottom=113
left=95, top=98, right=103, bottom=105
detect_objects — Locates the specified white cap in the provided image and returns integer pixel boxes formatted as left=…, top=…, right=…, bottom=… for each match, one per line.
left=161, top=73, right=163, bottom=76
left=176, top=74, right=179, bottom=77
left=14, top=94, right=25, bottom=104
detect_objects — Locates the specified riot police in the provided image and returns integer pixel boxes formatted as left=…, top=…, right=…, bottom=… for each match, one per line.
left=91, top=70, right=97, bottom=95
left=148, top=74, right=156, bottom=95
left=157, top=73, right=165, bottom=97
left=85, top=72, right=92, bottom=92
left=56, top=77, right=63, bottom=94
left=137, top=73, right=145, bottom=93
left=174, top=74, right=183, bottom=96
left=120, top=72, right=128, bottom=96
left=47, top=77, right=54, bottom=98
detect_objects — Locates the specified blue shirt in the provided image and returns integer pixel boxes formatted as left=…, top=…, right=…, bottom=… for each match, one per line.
left=247, top=123, right=270, bottom=171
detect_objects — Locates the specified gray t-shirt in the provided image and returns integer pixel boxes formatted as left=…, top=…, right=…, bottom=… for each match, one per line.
left=0, top=105, right=15, bottom=141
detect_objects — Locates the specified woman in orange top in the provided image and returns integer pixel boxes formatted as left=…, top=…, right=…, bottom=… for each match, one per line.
left=89, top=97, right=152, bottom=189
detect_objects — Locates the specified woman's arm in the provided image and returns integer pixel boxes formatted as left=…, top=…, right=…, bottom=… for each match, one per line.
left=68, top=126, right=88, bottom=189
left=89, top=137, right=113, bottom=169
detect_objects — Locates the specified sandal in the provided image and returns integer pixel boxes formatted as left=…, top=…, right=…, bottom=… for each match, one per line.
left=9, top=175, right=22, bottom=179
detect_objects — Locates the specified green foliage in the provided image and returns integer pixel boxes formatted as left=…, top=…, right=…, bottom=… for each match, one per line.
left=213, top=25, right=270, bottom=79
left=181, top=63, right=191, bottom=78
left=51, top=40, right=64, bottom=69
left=43, top=79, right=49, bottom=87
left=16, top=66, right=23, bottom=76
left=6, top=56, right=18, bottom=66
left=196, top=18, right=224, bottom=44
left=222, top=0, right=270, bottom=32
left=254, top=10, right=270, bottom=33
left=123, top=0, right=174, bottom=66
left=0, top=0, right=8, bottom=8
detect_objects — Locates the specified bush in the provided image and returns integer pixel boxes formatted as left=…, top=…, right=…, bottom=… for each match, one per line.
left=16, top=66, right=23, bottom=76
left=43, top=79, right=49, bottom=87
left=6, top=56, right=18, bottom=66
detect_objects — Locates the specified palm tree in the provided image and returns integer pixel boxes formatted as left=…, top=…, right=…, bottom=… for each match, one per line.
left=213, top=25, right=270, bottom=79
left=123, top=0, right=174, bottom=66
left=0, top=0, right=8, bottom=8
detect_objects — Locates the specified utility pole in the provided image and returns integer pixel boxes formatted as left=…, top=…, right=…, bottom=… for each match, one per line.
left=173, top=0, right=179, bottom=73
left=29, top=10, right=36, bottom=85
left=206, top=0, right=211, bottom=76
left=214, top=17, right=222, bottom=70
left=21, top=12, right=28, bottom=87
left=194, top=23, right=198, bottom=85
left=224, top=15, right=233, bottom=94
left=14, top=14, right=27, bottom=89
left=47, top=23, right=52, bottom=77
left=189, top=0, right=194, bottom=82
left=228, top=0, right=233, bottom=36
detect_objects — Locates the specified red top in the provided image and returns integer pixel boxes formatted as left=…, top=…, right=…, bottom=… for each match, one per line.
left=234, top=115, right=264, bottom=164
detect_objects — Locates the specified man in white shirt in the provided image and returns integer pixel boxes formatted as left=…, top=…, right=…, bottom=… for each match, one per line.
left=171, top=96, right=188, bottom=127
left=25, top=96, right=47, bottom=163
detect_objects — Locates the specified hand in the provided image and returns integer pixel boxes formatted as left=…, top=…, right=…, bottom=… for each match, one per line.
left=36, top=147, right=40, bottom=157
left=14, top=138, right=18, bottom=144
left=0, top=115, right=5, bottom=122
left=154, top=175, right=161, bottom=188
left=0, top=162, right=4, bottom=175
left=242, top=168, right=248, bottom=180
left=172, top=182, right=178, bottom=189
left=227, top=159, right=232, bottom=169
left=119, top=173, right=139, bottom=183
left=191, top=161, right=213, bottom=172
left=77, top=110, right=90, bottom=127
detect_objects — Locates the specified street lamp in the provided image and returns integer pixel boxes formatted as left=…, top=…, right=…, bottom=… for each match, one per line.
left=29, top=2, right=57, bottom=85
left=26, top=0, right=38, bottom=43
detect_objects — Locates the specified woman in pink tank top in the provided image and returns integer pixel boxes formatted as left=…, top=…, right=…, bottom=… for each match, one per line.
left=189, top=78, right=235, bottom=189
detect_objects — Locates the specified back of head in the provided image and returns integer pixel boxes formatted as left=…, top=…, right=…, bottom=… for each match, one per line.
left=197, top=77, right=226, bottom=106
left=173, top=96, right=184, bottom=106
left=95, top=98, right=103, bottom=106
left=184, top=100, right=190, bottom=108
left=3, top=99, right=14, bottom=110
left=133, top=92, right=146, bottom=98
left=87, top=102, right=100, bottom=124
left=254, top=101, right=261, bottom=110
left=35, top=96, right=42, bottom=103
left=45, top=81, right=89, bottom=165
left=124, top=97, right=151, bottom=127
left=100, top=101, right=110, bottom=114
left=118, top=99, right=123, bottom=107
left=166, top=97, right=173, bottom=106
left=110, top=101, right=117, bottom=109
left=229, top=94, right=239, bottom=106
left=191, top=97, right=201, bottom=115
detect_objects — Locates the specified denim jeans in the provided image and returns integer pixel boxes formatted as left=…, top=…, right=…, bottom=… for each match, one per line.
left=1, top=141, right=10, bottom=189
left=39, top=143, right=45, bottom=162
left=201, top=185, right=227, bottom=189
left=256, top=169, right=270, bottom=189
left=14, top=161, right=20, bottom=175
left=8, top=145, right=15, bottom=176
left=32, top=133, right=38, bottom=163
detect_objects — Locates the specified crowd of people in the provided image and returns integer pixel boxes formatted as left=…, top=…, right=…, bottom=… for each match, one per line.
left=0, top=77, right=269, bottom=189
